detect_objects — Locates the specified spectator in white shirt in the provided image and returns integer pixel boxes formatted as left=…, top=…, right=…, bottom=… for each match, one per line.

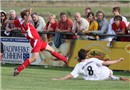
left=31, top=12, right=46, bottom=33
left=72, top=12, right=89, bottom=40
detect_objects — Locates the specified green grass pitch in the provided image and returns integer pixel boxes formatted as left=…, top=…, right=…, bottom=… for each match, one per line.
left=1, top=64, right=130, bottom=90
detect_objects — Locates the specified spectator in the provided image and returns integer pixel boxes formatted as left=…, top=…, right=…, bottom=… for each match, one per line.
left=31, top=12, right=46, bottom=33
left=112, top=15, right=129, bottom=42
left=72, top=12, right=89, bottom=40
left=109, top=7, right=129, bottom=29
left=43, top=14, right=58, bottom=42
left=0, top=11, right=7, bottom=30
left=127, top=22, right=130, bottom=34
left=85, top=7, right=91, bottom=22
left=55, top=12, right=73, bottom=39
left=85, top=12, right=98, bottom=40
left=5, top=10, right=21, bottom=37
left=52, top=49, right=130, bottom=81
left=0, top=11, right=7, bottom=36
left=88, top=10, right=109, bottom=40
left=127, top=23, right=130, bottom=41
left=107, top=7, right=129, bottom=41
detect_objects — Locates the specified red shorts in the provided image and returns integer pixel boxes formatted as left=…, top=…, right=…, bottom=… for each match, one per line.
left=30, top=39, right=47, bottom=53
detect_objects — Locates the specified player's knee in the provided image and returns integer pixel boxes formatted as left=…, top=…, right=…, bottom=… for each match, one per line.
left=45, top=45, right=55, bottom=52
left=109, top=69, right=113, bottom=75
left=30, top=57, right=37, bottom=62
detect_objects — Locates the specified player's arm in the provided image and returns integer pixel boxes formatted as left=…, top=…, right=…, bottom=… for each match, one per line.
left=102, top=58, right=124, bottom=66
left=24, top=8, right=32, bottom=26
left=52, top=74, right=73, bottom=80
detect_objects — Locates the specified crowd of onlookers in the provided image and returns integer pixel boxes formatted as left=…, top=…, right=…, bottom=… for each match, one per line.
left=0, top=6, right=130, bottom=42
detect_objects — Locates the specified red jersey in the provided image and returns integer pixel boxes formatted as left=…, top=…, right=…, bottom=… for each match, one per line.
left=14, top=18, right=41, bottom=40
left=45, top=21, right=58, bottom=31
left=58, top=18, right=73, bottom=32
left=112, top=21, right=129, bottom=41
left=57, top=18, right=74, bottom=39
left=44, top=21, right=58, bottom=39
left=14, top=18, right=47, bottom=53
left=112, top=21, right=126, bottom=33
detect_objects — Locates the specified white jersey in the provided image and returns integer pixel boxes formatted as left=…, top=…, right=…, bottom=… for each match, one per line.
left=71, top=58, right=110, bottom=80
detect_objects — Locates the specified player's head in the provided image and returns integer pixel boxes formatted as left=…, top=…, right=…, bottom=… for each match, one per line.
left=20, top=9, right=31, bottom=20
left=78, top=49, right=87, bottom=62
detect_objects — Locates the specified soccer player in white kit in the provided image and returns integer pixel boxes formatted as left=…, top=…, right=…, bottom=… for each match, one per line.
left=52, top=49, right=130, bottom=81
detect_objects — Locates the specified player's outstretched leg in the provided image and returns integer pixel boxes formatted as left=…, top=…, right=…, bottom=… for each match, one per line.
left=14, top=58, right=30, bottom=76
left=45, top=44, right=68, bottom=64
left=13, top=52, right=39, bottom=76
left=51, top=51, right=68, bottom=64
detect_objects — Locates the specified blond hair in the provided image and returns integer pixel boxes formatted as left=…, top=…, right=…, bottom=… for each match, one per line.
left=49, top=14, right=56, bottom=19
left=8, top=10, right=16, bottom=15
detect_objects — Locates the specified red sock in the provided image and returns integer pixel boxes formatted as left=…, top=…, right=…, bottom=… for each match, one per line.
left=17, top=58, right=30, bottom=73
left=51, top=51, right=68, bottom=64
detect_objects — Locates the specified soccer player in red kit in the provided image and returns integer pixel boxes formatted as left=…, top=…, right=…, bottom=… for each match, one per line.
left=5, top=8, right=68, bottom=76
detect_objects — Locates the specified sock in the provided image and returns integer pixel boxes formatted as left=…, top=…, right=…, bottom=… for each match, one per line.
left=109, top=75, right=120, bottom=80
left=17, top=58, right=30, bottom=73
left=51, top=51, right=68, bottom=64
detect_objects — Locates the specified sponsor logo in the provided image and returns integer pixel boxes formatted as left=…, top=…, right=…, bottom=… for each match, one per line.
left=125, top=44, right=130, bottom=54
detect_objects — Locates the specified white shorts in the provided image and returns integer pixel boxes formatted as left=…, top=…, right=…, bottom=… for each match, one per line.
left=99, top=66, right=111, bottom=80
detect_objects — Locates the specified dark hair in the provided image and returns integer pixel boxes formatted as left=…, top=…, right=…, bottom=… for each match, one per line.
left=20, top=9, right=30, bottom=19
left=85, top=7, right=91, bottom=11
left=87, top=12, right=95, bottom=19
left=31, top=12, right=37, bottom=17
left=113, top=7, right=120, bottom=13
left=60, top=12, right=66, bottom=16
left=114, top=15, right=122, bottom=21
left=1, top=12, right=7, bottom=22
left=78, top=49, right=87, bottom=60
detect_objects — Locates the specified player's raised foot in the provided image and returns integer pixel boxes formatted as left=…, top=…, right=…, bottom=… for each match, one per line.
left=64, top=60, right=68, bottom=65
left=120, top=77, right=130, bottom=81
left=13, top=68, right=19, bottom=76
left=65, top=56, right=69, bottom=65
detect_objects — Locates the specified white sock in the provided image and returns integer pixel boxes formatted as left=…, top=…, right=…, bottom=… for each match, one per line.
left=109, top=75, right=120, bottom=80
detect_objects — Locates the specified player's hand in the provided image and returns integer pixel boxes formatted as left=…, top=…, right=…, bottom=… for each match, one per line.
left=26, top=8, right=32, bottom=16
left=28, top=8, right=32, bottom=14
left=119, top=58, right=124, bottom=61
left=120, top=77, right=130, bottom=82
